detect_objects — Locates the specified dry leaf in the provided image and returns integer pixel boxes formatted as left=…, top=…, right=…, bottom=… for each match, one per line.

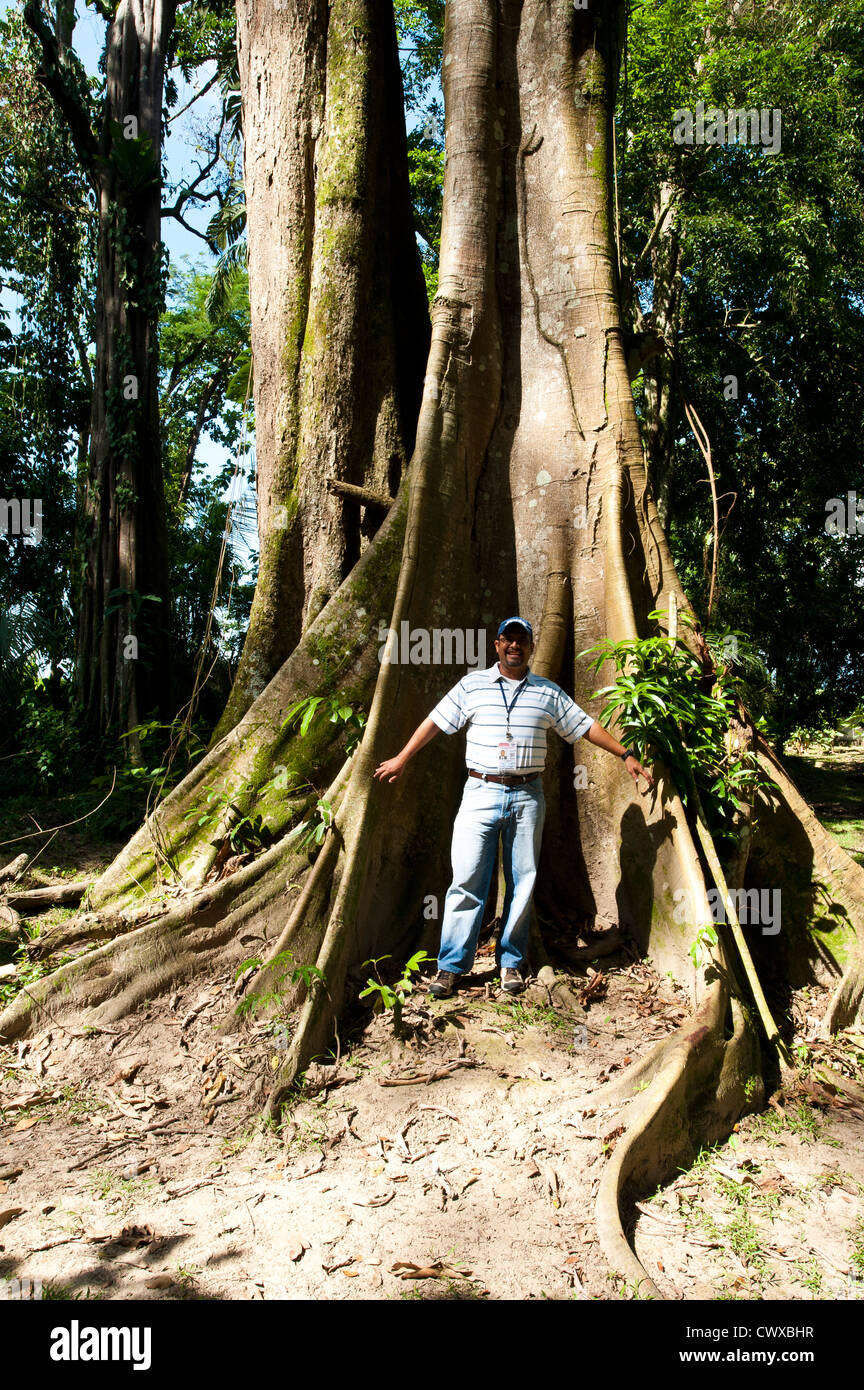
left=287, top=1238, right=306, bottom=1262
left=144, top=1274, right=174, bottom=1289
left=0, top=1207, right=24, bottom=1228
left=13, top=1117, right=38, bottom=1132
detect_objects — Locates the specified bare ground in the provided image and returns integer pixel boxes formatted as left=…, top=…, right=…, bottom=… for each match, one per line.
left=1, top=937, right=862, bottom=1302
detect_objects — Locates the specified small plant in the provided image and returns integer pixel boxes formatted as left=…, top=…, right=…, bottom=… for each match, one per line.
left=360, top=950, right=431, bottom=1036
left=688, top=923, right=718, bottom=969
left=282, top=693, right=367, bottom=755
left=295, top=798, right=333, bottom=849
left=0, top=945, right=75, bottom=1009
left=797, top=1257, right=824, bottom=1296
left=187, top=775, right=269, bottom=855
left=582, top=610, right=773, bottom=840
left=743, top=1074, right=759, bottom=1103
left=724, top=1206, right=767, bottom=1277
left=234, top=950, right=326, bottom=1019
left=88, top=1168, right=154, bottom=1215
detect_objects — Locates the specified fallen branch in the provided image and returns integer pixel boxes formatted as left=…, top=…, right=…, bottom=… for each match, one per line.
left=6, top=882, right=91, bottom=915
left=0, top=855, right=28, bottom=885
left=378, top=1059, right=476, bottom=1087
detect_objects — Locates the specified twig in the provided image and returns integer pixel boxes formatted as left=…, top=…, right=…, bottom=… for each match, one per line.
left=0, top=770, right=118, bottom=849
left=66, top=1116, right=189, bottom=1171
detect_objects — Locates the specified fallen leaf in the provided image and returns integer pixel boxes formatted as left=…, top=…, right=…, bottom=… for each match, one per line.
left=144, top=1274, right=174, bottom=1289
left=602, top=1125, right=625, bottom=1153
left=13, top=1117, right=38, bottom=1132
left=286, top=1238, right=306, bottom=1262
left=0, top=1207, right=24, bottom=1228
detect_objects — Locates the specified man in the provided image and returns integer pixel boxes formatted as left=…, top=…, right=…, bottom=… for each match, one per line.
left=373, top=618, right=654, bottom=998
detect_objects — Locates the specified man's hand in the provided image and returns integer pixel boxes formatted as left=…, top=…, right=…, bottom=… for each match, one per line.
left=372, top=717, right=441, bottom=784
left=373, top=756, right=407, bottom=783
left=624, top=755, right=654, bottom=790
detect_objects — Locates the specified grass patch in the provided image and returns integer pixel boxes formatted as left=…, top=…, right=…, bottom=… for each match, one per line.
left=87, top=1168, right=156, bottom=1215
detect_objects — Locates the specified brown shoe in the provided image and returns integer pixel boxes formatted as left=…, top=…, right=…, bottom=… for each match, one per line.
left=500, top=968, right=526, bottom=996
left=428, top=970, right=458, bottom=999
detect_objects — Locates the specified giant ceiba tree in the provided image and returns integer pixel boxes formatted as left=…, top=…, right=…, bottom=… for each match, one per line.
left=4, top=0, right=864, bottom=1295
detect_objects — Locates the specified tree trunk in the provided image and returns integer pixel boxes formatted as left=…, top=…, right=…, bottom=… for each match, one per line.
left=6, top=0, right=863, bottom=1299
left=24, top=0, right=175, bottom=747
left=214, top=0, right=430, bottom=739
left=74, top=0, right=175, bottom=750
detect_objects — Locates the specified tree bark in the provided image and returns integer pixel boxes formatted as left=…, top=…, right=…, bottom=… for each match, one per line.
left=215, top=0, right=430, bottom=738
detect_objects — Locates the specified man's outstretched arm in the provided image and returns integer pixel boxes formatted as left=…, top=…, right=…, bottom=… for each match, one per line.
left=584, top=720, right=655, bottom=788
left=373, top=716, right=441, bottom=783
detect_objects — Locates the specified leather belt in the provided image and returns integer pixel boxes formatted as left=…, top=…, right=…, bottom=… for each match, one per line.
left=468, top=770, right=540, bottom=787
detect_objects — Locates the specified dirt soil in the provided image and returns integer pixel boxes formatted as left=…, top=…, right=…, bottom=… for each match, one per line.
left=2, top=938, right=863, bottom=1302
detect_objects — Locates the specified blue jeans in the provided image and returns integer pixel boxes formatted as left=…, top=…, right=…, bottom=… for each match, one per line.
left=437, top=775, right=545, bottom=974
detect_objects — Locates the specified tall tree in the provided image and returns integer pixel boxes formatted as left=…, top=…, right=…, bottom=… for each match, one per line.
left=3, top=0, right=863, bottom=1299
left=23, top=0, right=177, bottom=751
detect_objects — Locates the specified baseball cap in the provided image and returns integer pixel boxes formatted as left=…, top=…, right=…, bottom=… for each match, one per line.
left=496, top=617, right=533, bottom=638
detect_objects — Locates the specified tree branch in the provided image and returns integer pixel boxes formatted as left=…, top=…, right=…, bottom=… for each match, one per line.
left=627, top=188, right=681, bottom=284
left=160, top=209, right=215, bottom=246
left=23, top=0, right=100, bottom=184
left=167, top=70, right=219, bottom=124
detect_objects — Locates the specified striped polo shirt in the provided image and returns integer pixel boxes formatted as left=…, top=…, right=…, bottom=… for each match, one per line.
left=428, top=663, right=594, bottom=774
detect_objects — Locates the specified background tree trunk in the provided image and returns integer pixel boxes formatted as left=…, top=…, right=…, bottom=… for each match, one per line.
left=25, top=0, right=175, bottom=748
left=77, top=0, right=175, bottom=750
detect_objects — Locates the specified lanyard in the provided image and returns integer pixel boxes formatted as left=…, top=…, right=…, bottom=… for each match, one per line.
left=498, top=677, right=527, bottom=736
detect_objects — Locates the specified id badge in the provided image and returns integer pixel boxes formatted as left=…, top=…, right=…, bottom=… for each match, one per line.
left=497, top=739, right=518, bottom=773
